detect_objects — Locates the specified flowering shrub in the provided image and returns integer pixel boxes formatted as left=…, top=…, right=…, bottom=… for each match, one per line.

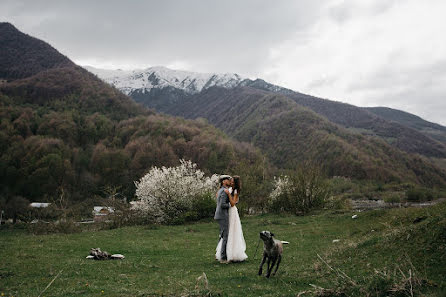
left=134, top=159, right=219, bottom=223
left=269, top=165, right=330, bottom=214
left=269, top=176, right=290, bottom=202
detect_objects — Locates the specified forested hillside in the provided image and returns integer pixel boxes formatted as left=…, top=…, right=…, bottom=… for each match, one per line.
left=157, top=86, right=446, bottom=186
left=246, top=80, right=446, bottom=158
left=366, top=106, right=446, bottom=144
left=0, top=23, right=264, bottom=203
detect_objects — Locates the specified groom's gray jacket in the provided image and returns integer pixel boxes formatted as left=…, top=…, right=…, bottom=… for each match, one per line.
left=214, top=187, right=230, bottom=220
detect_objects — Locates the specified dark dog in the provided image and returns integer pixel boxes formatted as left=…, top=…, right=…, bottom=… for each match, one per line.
left=258, top=231, right=289, bottom=278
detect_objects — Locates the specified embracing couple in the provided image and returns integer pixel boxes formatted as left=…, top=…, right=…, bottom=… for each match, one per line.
left=214, top=175, right=248, bottom=264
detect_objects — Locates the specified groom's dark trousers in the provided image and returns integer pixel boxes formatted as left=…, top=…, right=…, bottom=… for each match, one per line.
left=214, top=187, right=230, bottom=260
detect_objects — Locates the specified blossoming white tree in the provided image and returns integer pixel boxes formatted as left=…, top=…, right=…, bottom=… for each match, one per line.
left=134, top=159, right=219, bottom=223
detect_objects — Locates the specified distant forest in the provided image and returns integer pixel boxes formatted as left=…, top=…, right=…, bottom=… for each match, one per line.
left=0, top=66, right=264, bottom=204
left=143, top=86, right=446, bottom=187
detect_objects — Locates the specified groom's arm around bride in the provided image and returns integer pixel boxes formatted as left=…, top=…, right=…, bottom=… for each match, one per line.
left=214, top=175, right=231, bottom=220
left=214, top=187, right=230, bottom=219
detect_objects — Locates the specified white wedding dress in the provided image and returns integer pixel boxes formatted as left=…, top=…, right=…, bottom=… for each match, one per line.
left=215, top=189, right=248, bottom=262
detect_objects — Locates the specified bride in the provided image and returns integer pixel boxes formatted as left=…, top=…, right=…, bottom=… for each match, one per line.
left=216, top=176, right=248, bottom=262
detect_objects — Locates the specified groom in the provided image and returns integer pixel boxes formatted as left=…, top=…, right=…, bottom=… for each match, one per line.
left=214, top=175, right=232, bottom=263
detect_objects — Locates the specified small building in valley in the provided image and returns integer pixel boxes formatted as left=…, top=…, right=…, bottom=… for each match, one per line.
left=30, top=202, right=51, bottom=208
left=93, top=206, right=115, bottom=222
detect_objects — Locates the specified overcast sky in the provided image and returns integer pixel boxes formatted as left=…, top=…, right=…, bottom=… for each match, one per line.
left=1, top=0, right=445, bottom=125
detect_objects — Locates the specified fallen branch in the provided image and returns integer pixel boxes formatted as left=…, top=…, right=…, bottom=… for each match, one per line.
left=317, top=253, right=357, bottom=286
left=38, top=269, right=63, bottom=297
left=195, top=272, right=209, bottom=291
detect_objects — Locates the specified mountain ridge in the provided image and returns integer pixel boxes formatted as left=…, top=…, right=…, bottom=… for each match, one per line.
left=88, top=65, right=446, bottom=159
left=0, top=22, right=75, bottom=80
left=85, top=65, right=247, bottom=95
left=366, top=106, right=446, bottom=144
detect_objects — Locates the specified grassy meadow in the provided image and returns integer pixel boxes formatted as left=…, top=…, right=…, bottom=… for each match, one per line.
left=1, top=202, right=446, bottom=297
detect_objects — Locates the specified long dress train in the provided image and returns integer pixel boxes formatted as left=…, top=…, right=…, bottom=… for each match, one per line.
left=215, top=204, right=248, bottom=262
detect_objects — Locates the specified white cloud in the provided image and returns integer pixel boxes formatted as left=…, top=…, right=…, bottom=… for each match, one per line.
left=263, top=0, right=446, bottom=124
left=1, top=0, right=445, bottom=125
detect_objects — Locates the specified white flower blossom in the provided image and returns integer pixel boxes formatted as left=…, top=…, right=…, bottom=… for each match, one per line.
left=269, top=175, right=290, bottom=201
left=134, top=159, right=219, bottom=223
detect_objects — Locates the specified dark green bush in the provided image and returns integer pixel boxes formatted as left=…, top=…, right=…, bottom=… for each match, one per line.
left=328, top=176, right=358, bottom=195
left=269, top=164, right=331, bottom=215
left=326, top=195, right=352, bottom=210
left=29, top=204, right=62, bottom=221
left=28, top=219, right=81, bottom=235
left=381, top=191, right=404, bottom=204
left=171, top=193, right=217, bottom=224
left=4, top=196, right=31, bottom=223
left=406, top=187, right=435, bottom=202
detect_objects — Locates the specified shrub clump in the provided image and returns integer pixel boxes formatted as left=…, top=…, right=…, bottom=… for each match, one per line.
left=269, top=165, right=331, bottom=214
left=406, top=187, right=435, bottom=202
left=134, top=159, right=218, bottom=224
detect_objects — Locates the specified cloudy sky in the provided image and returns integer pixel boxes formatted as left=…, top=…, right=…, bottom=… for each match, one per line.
left=1, top=0, right=445, bottom=125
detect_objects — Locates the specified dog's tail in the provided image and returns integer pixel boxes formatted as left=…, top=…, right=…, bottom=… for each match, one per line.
left=281, top=241, right=290, bottom=244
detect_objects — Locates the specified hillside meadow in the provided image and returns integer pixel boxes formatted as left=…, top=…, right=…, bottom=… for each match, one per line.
left=1, top=202, right=445, bottom=297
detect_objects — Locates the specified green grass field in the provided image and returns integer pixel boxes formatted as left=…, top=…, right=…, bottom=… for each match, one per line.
left=1, top=202, right=445, bottom=296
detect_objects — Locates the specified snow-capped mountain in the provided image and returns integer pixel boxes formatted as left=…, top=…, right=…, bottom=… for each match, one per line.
left=84, top=65, right=446, bottom=158
left=85, top=66, right=247, bottom=95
